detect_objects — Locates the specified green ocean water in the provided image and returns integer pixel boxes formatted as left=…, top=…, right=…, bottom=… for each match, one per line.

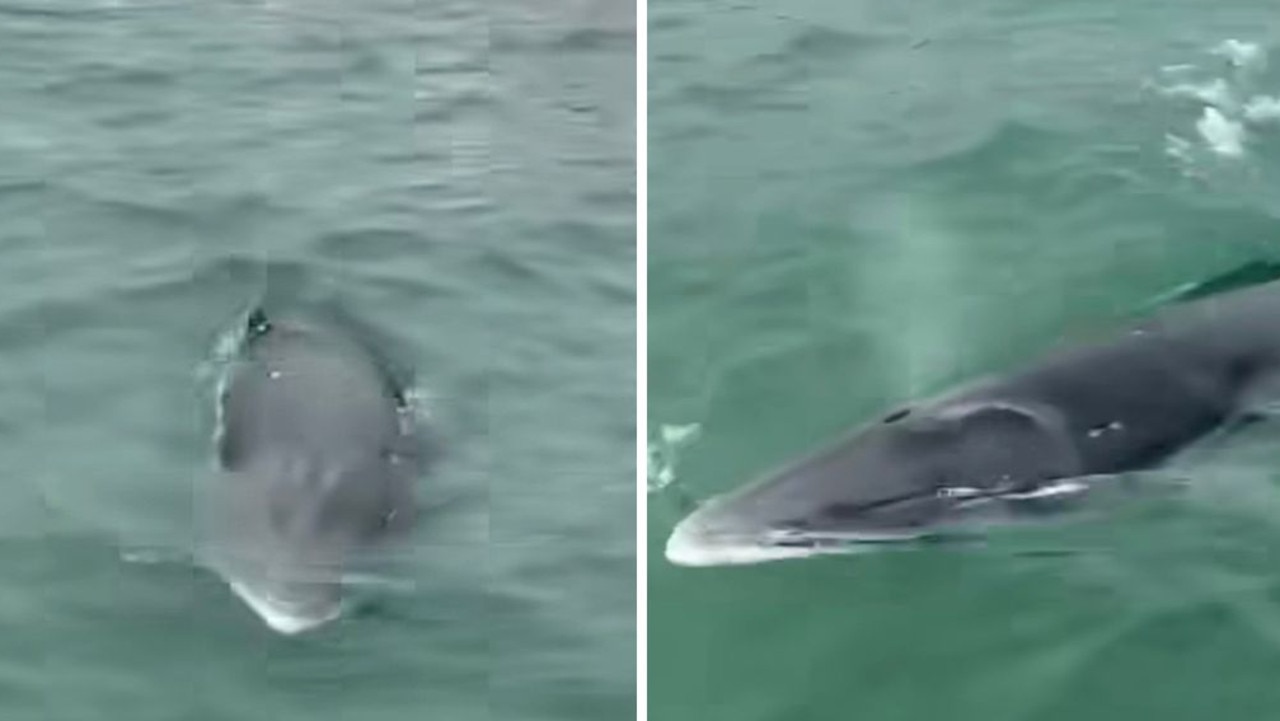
left=649, top=2, right=1280, bottom=720
left=0, top=1, right=635, bottom=719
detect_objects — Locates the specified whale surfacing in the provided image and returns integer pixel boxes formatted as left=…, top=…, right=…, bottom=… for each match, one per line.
left=667, top=280, right=1280, bottom=567
left=201, top=307, right=423, bottom=633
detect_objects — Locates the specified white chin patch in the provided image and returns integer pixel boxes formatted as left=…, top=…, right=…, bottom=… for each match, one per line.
left=665, top=514, right=919, bottom=568
left=227, top=579, right=340, bottom=635
left=665, top=516, right=839, bottom=567
left=664, top=534, right=821, bottom=567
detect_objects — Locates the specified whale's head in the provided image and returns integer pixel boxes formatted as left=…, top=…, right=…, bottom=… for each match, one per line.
left=202, top=305, right=426, bottom=634
left=665, top=402, right=1084, bottom=567
left=200, top=452, right=417, bottom=635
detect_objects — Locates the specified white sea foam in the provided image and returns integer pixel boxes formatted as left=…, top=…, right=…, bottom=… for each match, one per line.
left=1155, top=39, right=1280, bottom=164
left=1243, top=95, right=1280, bottom=123
left=1162, top=78, right=1234, bottom=109
left=1212, top=39, right=1265, bottom=70
left=647, top=422, right=701, bottom=493
left=1164, top=133, right=1194, bottom=164
left=1196, top=106, right=1246, bottom=157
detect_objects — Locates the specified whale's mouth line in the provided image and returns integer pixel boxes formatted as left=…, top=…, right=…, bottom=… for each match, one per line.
left=665, top=480, right=1098, bottom=567
left=665, top=515, right=933, bottom=567
left=664, top=526, right=925, bottom=567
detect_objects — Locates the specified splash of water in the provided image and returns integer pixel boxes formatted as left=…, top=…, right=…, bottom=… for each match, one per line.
left=647, top=423, right=701, bottom=494
left=1155, top=38, right=1278, bottom=166
left=1196, top=106, right=1246, bottom=157
left=1212, top=39, right=1265, bottom=70
left=1243, top=95, right=1280, bottom=122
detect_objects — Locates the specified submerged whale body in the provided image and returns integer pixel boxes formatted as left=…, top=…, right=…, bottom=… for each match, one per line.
left=667, top=279, right=1280, bottom=567
left=201, top=306, right=424, bottom=633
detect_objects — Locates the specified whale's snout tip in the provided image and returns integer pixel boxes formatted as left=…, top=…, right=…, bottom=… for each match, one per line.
left=226, top=578, right=342, bottom=635
left=664, top=503, right=824, bottom=567
left=664, top=515, right=720, bottom=567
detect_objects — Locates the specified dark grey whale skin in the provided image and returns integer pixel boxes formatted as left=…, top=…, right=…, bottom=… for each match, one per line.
left=202, top=307, right=424, bottom=632
left=666, top=280, right=1280, bottom=565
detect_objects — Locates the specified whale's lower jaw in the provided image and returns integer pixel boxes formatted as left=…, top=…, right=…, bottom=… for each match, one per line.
left=225, top=578, right=341, bottom=635
left=664, top=506, right=922, bottom=567
left=664, top=533, right=821, bottom=567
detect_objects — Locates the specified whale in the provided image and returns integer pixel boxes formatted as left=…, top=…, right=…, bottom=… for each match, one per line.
left=666, top=278, right=1280, bottom=567
left=199, top=306, right=424, bottom=633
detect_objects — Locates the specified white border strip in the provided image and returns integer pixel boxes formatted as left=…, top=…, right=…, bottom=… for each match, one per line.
left=635, top=0, right=649, bottom=715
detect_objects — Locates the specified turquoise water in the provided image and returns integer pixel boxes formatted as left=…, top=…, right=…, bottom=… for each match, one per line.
left=0, top=1, right=634, bottom=718
left=649, top=1, right=1280, bottom=719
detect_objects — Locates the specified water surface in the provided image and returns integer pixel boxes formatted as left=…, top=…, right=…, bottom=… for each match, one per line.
left=650, top=2, right=1280, bottom=719
left=0, top=1, right=635, bottom=718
